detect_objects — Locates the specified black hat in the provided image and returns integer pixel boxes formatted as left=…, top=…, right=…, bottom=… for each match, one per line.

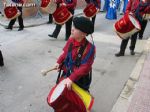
left=73, top=16, right=94, bottom=34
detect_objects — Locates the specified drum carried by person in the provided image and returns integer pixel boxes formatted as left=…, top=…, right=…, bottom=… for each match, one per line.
left=52, top=5, right=73, bottom=25
left=83, top=3, right=98, bottom=18
left=47, top=79, right=94, bottom=112
left=4, top=6, right=21, bottom=20
left=41, top=0, right=73, bottom=25
left=114, top=13, right=141, bottom=39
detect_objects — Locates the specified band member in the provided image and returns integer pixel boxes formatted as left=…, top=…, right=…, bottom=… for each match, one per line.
left=115, top=0, right=150, bottom=57
left=52, top=17, right=95, bottom=111
left=85, top=0, right=101, bottom=26
left=48, top=0, right=77, bottom=41
left=52, top=16, right=95, bottom=111
left=0, top=50, right=4, bottom=67
left=5, top=0, right=24, bottom=31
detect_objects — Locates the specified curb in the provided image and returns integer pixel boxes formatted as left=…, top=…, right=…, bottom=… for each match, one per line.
left=0, top=12, right=83, bottom=28
left=111, top=38, right=150, bottom=112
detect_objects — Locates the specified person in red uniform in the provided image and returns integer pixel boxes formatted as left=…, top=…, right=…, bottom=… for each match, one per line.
left=85, top=0, right=101, bottom=26
left=52, top=16, right=95, bottom=112
left=55, top=16, right=95, bottom=90
left=115, top=0, right=150, bottom=57
left=5, top=0, right=24, bottom=31
left=48, top=0, right=77, bottom=41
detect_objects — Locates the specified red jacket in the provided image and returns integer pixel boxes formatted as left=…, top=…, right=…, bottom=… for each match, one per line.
left=126, top=0, right=150, bottom=13
left=56, top=0, right=77, bottom=10
left=85, top=0, right=101, bottom=9
left=57, top=37, right=96, bottom=82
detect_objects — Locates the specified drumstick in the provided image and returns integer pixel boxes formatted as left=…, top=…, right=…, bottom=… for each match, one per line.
left=41, top=67, right=56, bottom=76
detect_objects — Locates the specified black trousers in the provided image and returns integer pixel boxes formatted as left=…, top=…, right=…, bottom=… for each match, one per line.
left=52, top=9, right=74, bottom=40
left=0, top=50, right=4, bottom=66
left=138, top=20, right=148, bottom=39
left=8, top=7, right=24, bottom=28
left=92, top=15, right=96, bottom=26
left=48, top=14, right=53, bottom=23
left=119, top=32, right=138, bottom=53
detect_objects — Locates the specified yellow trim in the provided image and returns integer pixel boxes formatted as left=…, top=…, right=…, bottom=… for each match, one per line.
left=72, top=83, right=94, bottom=111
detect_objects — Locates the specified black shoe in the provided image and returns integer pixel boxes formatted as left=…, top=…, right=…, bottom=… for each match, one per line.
left=5, top=26, right=12, bottom=30
left=48, top=34, right=57, bottom=40
left=47, top=21, right=52, bottom=24
left=115, top=52, right=124, bottom=57
left=130, top=50, right=135, bottom=55
left=48, top=34, right=56, bottom=38
left=18, top=28, right=24, bottom=31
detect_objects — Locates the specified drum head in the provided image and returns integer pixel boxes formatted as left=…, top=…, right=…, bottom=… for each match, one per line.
left=129, top=15, right=141, bottom=30
left=50, top=80, right=65, bottom=103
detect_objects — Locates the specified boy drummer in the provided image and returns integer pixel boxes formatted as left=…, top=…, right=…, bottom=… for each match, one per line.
left=53, top=16, right=96, bottom=111
left=51, top=17, right=95, bottom=112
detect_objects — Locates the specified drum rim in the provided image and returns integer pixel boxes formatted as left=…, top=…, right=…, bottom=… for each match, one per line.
left=49, top=80, right=66, bottom=103
left=128, top=14, right=141, bottom=30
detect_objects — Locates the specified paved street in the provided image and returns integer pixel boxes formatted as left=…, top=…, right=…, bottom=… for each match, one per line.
left=0, top=12, right=150, bottom=112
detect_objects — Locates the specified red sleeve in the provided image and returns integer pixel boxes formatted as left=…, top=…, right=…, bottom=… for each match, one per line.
left=125, top=0, right=132, bottom=14
left=69, top=45, right=96, bottom=81
left=66, top=0, right=77, bottom=10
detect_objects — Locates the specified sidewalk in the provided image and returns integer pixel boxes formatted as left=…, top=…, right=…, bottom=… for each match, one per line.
left=111, top=38, right=150, bottom=112
left=0, top=9, right=83, bottom=28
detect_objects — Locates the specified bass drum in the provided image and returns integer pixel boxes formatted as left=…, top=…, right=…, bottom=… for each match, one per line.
left=52, top=5, right=72, bottom=25
left=83, top=3, right=97, bottom=18
left=114, top=14, right=141, bottom=39
left=47, top=79, right=94, bottom=112
left=4, top=6, right=21, bottom=20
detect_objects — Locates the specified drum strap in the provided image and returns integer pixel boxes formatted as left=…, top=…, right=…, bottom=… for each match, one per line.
left=64, top=40, right=89, bottom=76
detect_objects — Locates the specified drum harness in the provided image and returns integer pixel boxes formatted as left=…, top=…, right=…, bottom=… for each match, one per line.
left=56, top=39, right=95, bottom=90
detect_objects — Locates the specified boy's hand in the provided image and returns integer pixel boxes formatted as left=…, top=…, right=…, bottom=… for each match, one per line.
left=63, top=78, right=73, bottom=90
left=53, top=63, right=60, bottom=71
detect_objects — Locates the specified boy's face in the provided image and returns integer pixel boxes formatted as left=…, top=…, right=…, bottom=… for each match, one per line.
left=71, top=27, right=86, bottom=40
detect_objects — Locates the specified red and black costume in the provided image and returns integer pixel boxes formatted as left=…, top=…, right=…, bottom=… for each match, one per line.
left=85, top=0, right=101, bottom=26
left=6, top=0, right=24, bottom=31
left=115, top=0, right=150, bottom=57
left=48, top=0, right=77, bottom=41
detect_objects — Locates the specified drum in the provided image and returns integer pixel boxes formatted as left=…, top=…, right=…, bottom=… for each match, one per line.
left=4, top=6, right=21, bottom=20
left=47, top=79, right=94, bottom=112
left=41, top=0, right=57, bottom=14
left=83, top=3, right=97, bottom=18
left=52, top=6, right=73, bottom=25
left=114, top=14, right=141, bottom=39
